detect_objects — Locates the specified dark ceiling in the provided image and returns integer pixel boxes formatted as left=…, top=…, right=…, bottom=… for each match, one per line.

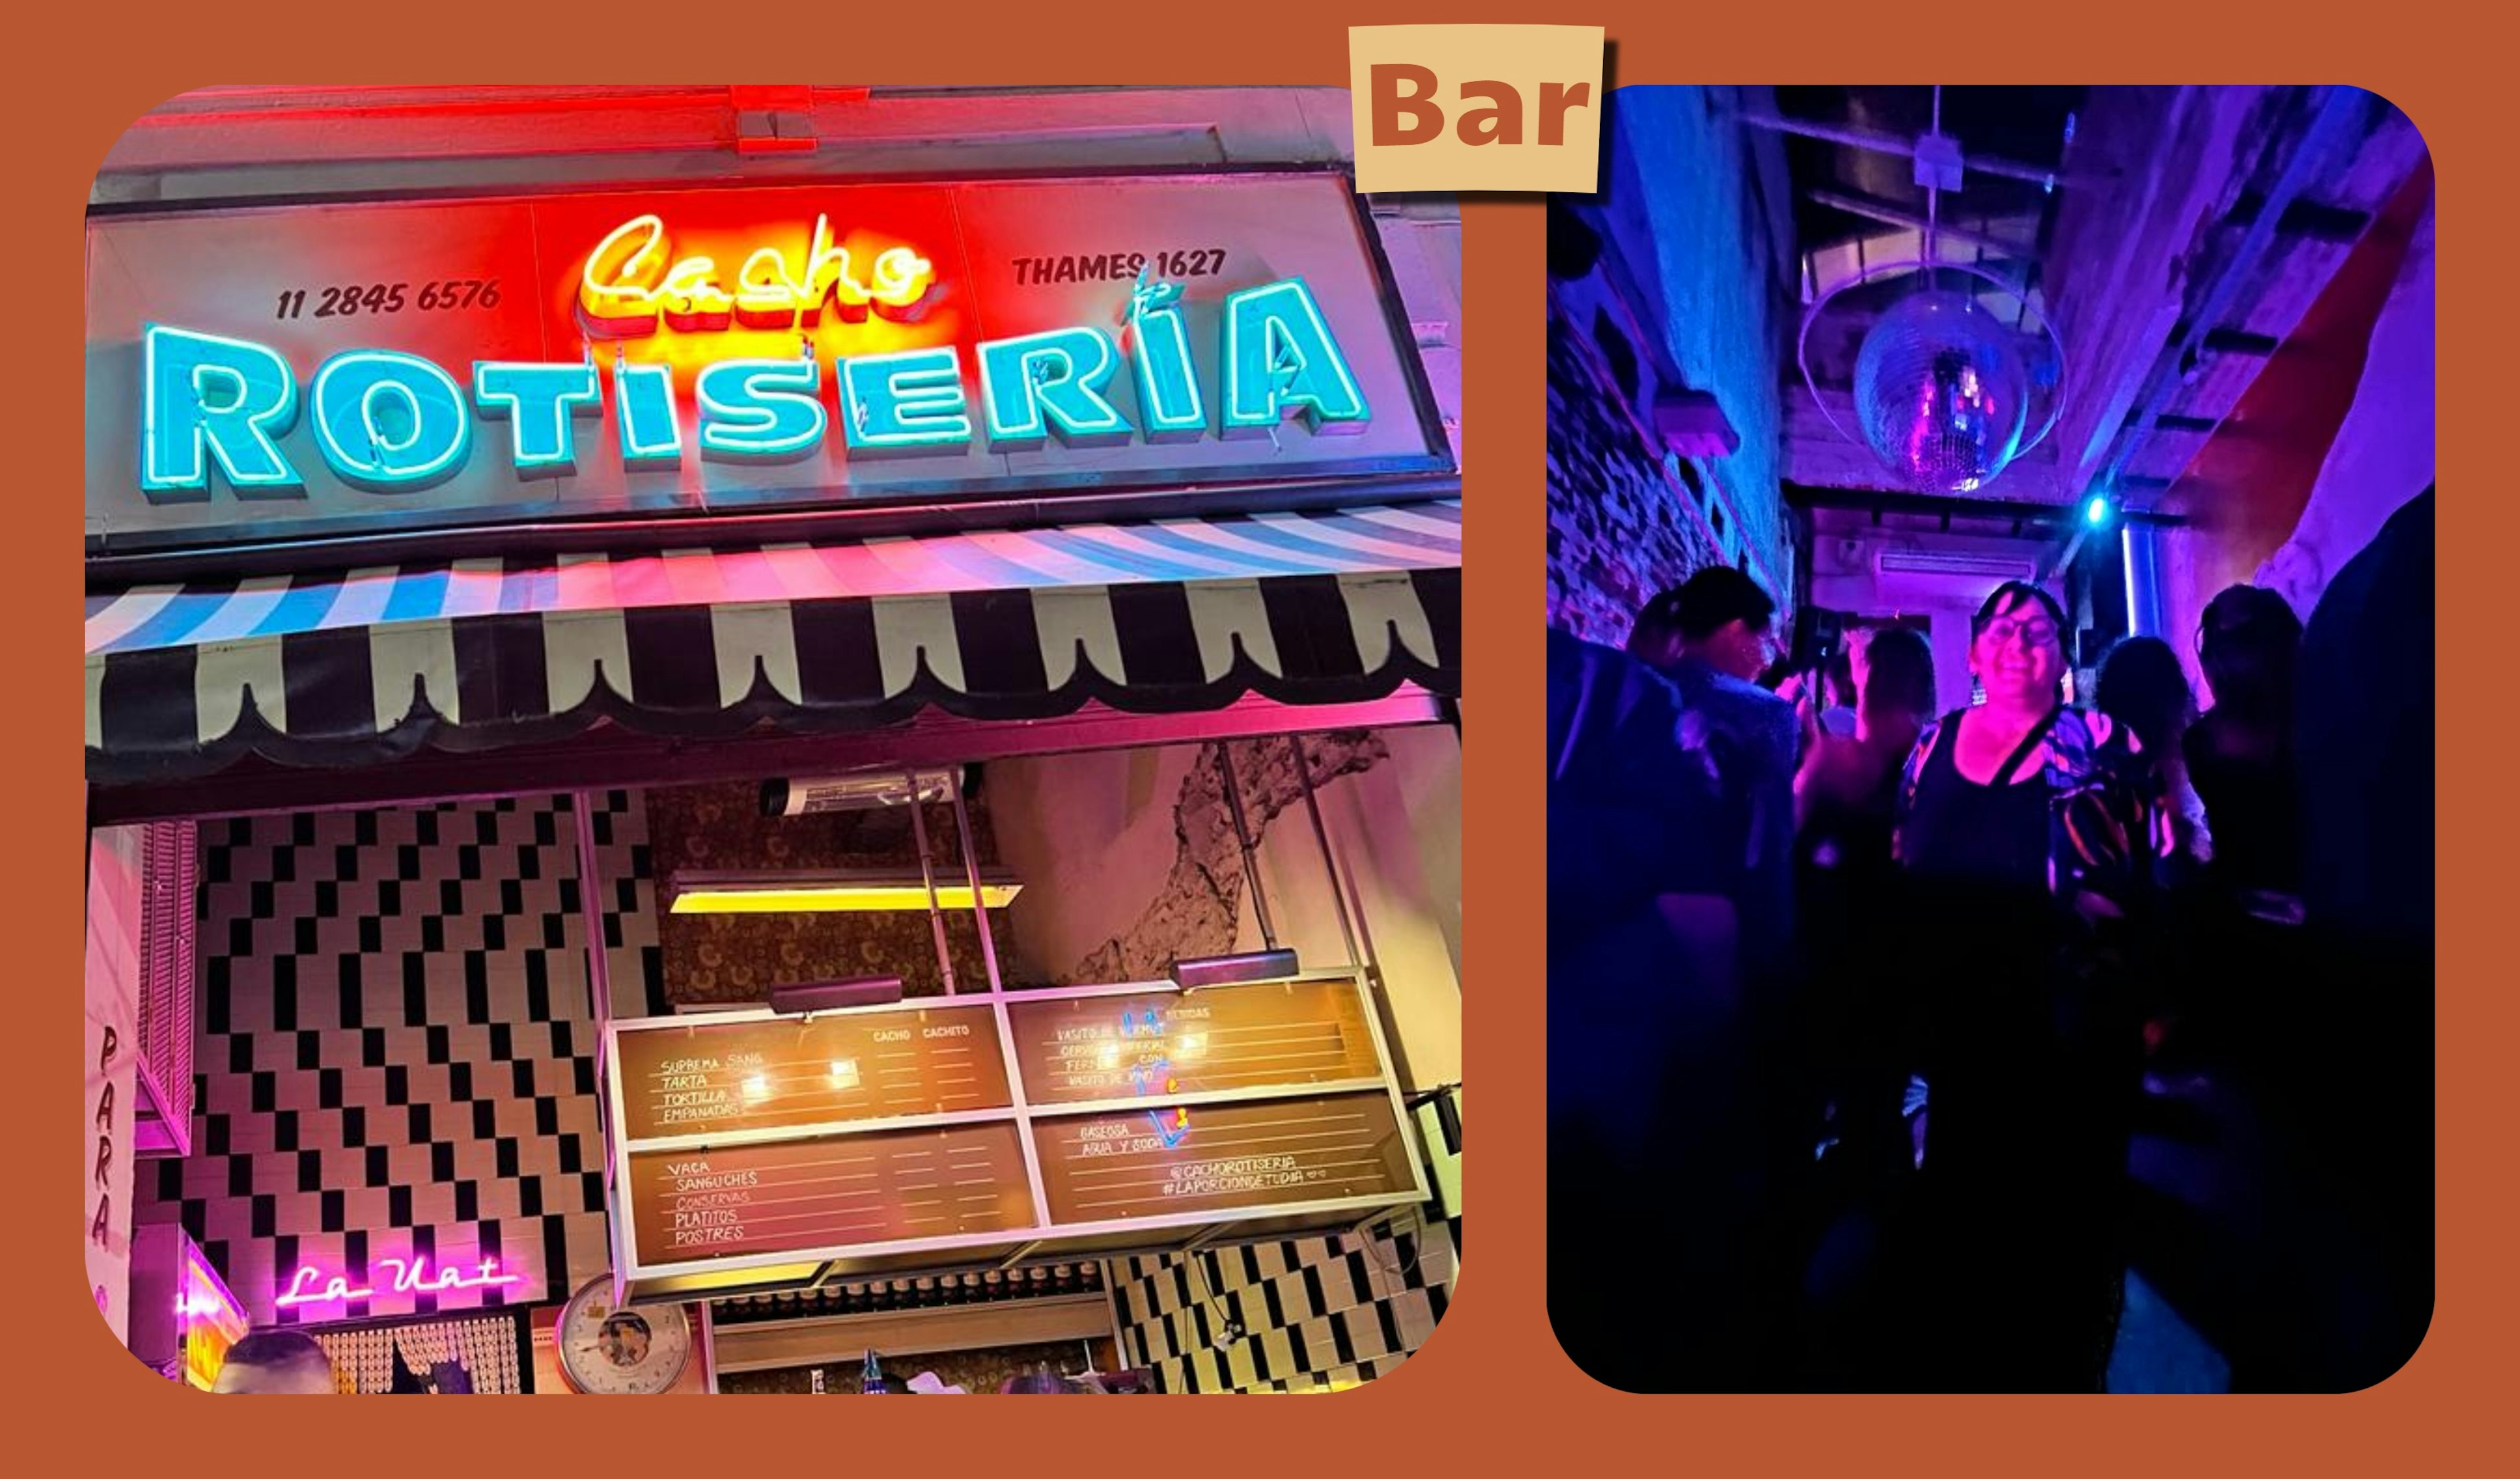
left=1771, top=85, right=2429, bottom=516
left=1774, top=85, right=2084, bottom=261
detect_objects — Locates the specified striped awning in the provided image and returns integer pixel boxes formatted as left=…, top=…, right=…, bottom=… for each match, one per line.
left=86, top=503, right=1461, bottom=785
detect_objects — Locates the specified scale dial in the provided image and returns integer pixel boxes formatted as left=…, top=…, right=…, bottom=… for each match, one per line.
left=556, top=1276, right=692, bottom=1395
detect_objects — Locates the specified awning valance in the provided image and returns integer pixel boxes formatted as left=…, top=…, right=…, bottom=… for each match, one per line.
left=86, top=503, right=1460, bottom=786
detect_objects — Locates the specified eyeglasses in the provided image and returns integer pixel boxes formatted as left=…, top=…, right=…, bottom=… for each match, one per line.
left=1981, top=618, right=2059, bottom=648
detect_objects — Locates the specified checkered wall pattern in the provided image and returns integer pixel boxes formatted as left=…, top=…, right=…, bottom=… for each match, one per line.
left=1108, top=1088, right=1463, bottom=1393
left=137, top=793, right=663, bottom=1329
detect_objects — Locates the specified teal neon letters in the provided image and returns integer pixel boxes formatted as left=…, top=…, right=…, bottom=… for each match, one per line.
left=841, top=348, right=972, bottom=451
left=472, top=361, right=600, bottom=474
left=131, top=274, right=1378, bottom=499
left=310, top=350, right=473, bottom=491
left=1220, top=278, right=1370, bottom=437
left=1126, top=282, right=1206, bottom=442
left=140, top=324, right=304, bottom=499
left=978, top=327, right=1130, bottom=449
left=696, top=357, right=826, bottom=462
left=612, top=361, right=684, bottom=467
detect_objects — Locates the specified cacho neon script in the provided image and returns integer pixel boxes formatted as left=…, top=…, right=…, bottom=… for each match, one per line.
left=275, top=1257, right=524, bottom=1308
left=576, top=213, right=938, bottom=338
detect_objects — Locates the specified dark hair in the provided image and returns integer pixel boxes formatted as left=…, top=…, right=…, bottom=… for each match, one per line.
left=1824, top=648, right=1856, bottom=708
left=1858, top=627, right=1935, bottom=718
left=1641, top=566, right=1776, bottom=644
left=223, top=1330, right=334, bottom=1376
left=2096, top=635, right=2194, bottom=757
left=1969, top=581, right=2067, bottom=640
left=2198, top=584, right=2301, bottom=719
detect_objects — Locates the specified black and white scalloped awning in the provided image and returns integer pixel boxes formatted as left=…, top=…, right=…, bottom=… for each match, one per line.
left=87, top=503, right=1460, bottom=785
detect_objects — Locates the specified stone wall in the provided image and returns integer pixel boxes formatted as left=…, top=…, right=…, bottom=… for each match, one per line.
left=1547, top=85, right=1795, bottom=644
left=1064, top=732, right=1388, bottom=985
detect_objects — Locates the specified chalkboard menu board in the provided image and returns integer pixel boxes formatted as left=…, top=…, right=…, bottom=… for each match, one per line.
left=1034, top=1092, right=1414, bottom=1223
left=614, top=1003, right=1009, bottom=1140
left=1005, top=979, right=1383, bottom=1104
left=628, top=1122, right=1034, bottom=1261
left=608, top=976, right=1423, bottom=1294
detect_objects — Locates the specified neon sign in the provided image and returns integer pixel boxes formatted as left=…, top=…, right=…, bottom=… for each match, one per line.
left=139, top=274, right=1370, bottom=499
left=577, top=213, right=938, bottom=338
left=275, top=1257, right=524, bottom=1308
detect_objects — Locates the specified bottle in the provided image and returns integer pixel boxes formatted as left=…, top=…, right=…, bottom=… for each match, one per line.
left=860, top=1349, right=894, bottom=1395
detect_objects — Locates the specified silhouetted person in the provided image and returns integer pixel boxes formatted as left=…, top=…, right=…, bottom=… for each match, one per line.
left=2187, top=586, right=2305, bottom=901
left=213, top=1329, right=337, bottom=1395
left=1793, top=627, right=1937, bottom=1192
left=1547, top=626, right=1769, bottom=1390
left=2099, top=635, right=2206, bottom=871
left=1628, top=567, right=1800, bottom=974
left=2289, top=486, right=2433, bottom=1390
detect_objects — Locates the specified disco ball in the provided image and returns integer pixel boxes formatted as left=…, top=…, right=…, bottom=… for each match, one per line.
left=1851, top=289, right=2032, bottom=493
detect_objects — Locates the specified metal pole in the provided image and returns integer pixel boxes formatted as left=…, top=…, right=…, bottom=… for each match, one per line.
left=904, top=776, right=959, bottom=995
left=1804, top=189, right=2018, bottom=259
left=946, top=768, right=1005, bottom=993
left=1288, top=735, right=1365, bottom=973
left=944, top=768, right=1054, bottom=1230
left=1283, top=736, right=1415, bottom=1089
left=570, top=791, right=616, bottom=1028
left=1740, top=107, right=2085, bottom=191
left=571, top=791, right=621, bottom=1207
left=1925, top=85, right=1942, bottom=272
left=1213, top=743, right=1278, bottom=951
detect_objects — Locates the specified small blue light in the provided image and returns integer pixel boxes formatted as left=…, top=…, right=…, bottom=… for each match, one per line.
left=2086, top=495, right=2112, bottom=527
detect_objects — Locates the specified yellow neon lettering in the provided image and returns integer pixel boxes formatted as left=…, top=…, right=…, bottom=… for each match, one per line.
left=659, top=256, right=731, bottom=320
left=578, top=215, right=668, bottom=332
left=580, top=213, right=936, bottom=340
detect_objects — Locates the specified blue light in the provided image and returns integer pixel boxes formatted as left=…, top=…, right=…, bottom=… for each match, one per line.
left=2086, top=495, right=2112, bottom=527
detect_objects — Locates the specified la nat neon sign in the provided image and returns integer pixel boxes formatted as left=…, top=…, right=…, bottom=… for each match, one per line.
left=139, top=264, right=1370, bottom=499
left=275, top=1257, right=524, bottom=1308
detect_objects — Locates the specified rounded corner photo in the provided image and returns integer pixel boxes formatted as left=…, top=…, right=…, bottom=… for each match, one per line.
left=1547, top=83, right=2432, bottom=1394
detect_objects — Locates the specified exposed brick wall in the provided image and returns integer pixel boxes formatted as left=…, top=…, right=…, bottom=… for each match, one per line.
left=1547, top=295, right=1726, bottom=644
left=1547, top=86, right=1796, bottom=644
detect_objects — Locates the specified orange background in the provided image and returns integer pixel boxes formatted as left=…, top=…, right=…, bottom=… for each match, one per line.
left=16, top=5, right=2505, bottom=1473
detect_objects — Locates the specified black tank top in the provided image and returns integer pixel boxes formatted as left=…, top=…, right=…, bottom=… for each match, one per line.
left=1903, top=711, right=2052, bottom=892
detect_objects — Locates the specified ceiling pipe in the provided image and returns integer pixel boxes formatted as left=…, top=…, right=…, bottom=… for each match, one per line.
left=1738, top=107, right=2097, bottom=192
left=2042, top=85, right=2374, bottom=580
left=1805, top=188, right=2025, bottom=259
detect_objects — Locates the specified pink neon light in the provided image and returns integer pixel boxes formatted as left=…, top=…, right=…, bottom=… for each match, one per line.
left=274, top=1257, right=524, bottom=1308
